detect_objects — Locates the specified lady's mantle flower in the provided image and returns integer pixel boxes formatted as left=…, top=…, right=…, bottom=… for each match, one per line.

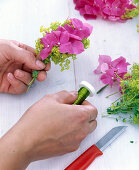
left=74, top=0, right=136, bottom=21
left=94, top=55, right=130, bottom=86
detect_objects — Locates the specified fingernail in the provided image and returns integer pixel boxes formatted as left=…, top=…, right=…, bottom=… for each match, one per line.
left=7, top=73, right=14, bottom=80
left=36, top=60, right=45, bottom=69
left=16, top=70, right=24, bottom=78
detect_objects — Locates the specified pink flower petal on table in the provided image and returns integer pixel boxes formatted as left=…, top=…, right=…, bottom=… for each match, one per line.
left=100, top=69, right=115, bottom=86
left=101, top=63, right=109, bottom=73
left=83, top=14, right=97, bottom=20
left=94, top=55, right=111, bottom=74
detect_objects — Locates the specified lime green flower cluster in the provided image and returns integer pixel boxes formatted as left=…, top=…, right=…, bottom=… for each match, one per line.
left=35, top=20, right=90, bottom=71
left=107, top=63, right=139, bottom=125
left=122, top=0, right=139, bottom=32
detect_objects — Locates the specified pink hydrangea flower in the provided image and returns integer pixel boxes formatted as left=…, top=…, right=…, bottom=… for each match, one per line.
left=64, top=18, right=93, bottom=40
left=40, top=18, right=92, bottom=60
left=94, top=55, right=111, bottom=74
left=74, top=0, right=136, bottom=21
left=94, top=55, right=130, bottom=86
left=40, top=33, right=58, bottom=60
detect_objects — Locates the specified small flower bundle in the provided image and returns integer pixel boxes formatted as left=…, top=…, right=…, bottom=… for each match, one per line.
left=107, top=64, right=139, bottom=125
left=28, top=18, right=93, bottom=89
left=73, top=0, right=136, bottom=22
left=94, top=55, right=130, bottom=93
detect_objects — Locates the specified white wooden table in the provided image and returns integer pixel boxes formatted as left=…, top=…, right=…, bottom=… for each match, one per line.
left=0, top=0, right=139, bottom=170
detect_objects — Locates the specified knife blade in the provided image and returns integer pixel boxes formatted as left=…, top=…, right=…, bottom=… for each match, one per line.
left=65, top=126, right=127, bottom=170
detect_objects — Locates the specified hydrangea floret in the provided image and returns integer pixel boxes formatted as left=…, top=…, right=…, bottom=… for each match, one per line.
left=74, top=0, right=136, bottom=22
left=94, top=55, right=130, bottom=93
left=28, top=18, right=93, bottom=90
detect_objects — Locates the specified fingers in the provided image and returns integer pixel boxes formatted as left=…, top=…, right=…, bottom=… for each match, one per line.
left=44, top=62, right=51, bottom=71
left=81, top=100, right=98, bottom=122
left=36, top=54, right=51, bottom=71
left=89, top=120, right=97, bottom=133
left=10, top=40, right=36, bottom=55
left=14, top=69, right=32, bottom=85
left=7, top=73, right=27, bottom=94
left=54, top=91, right=78, bottom=104
left=10, top=42, right=46, bottom=71
left=37, top=71, right=47, bottom=82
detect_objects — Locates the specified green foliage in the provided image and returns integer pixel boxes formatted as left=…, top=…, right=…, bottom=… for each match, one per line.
left=44, top=46, right=76, bottom=71
left=121, top=8, right=139, bottom=20
left=35, top=20, right=90, bottom=71
left=121, top=0, right=139, bottom=32
left=82, top=38, right=90, bottom=49
left=107, top=64, right=139, bottom=125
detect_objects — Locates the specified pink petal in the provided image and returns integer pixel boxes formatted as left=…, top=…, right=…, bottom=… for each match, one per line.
left=100, top=74, right=114, bottom=86
left=59, top=42, right=72, bottom=54
left=83, top=14, right=97, bottom=20
left=71, top=41, right=84, bottom=54
left=40, top=48, right=52, bottom=60
left=99, top=55, right=111, bottom=65
left=71, top=18, right=83, bottom=29
left=69, top=34, right=82, bottom=40
left=60, top=31, right=69, bottom=44
left=101, top=63, right=109, bottom=73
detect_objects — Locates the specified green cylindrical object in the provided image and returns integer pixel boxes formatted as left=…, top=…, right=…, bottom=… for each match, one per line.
left=73, top=87, right=90, bottom=105
left=73, top=81, right=95, bottom=105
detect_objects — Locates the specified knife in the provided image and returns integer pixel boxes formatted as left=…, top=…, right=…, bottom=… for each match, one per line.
left=65, top=126, right=127, bottom=170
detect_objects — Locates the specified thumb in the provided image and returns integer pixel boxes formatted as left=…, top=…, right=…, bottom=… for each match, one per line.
left=11, top=43, right=45, bottom=70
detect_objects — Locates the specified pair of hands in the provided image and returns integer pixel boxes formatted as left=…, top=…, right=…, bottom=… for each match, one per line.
left=0, top=39, right=98, bottom=170
left=0, top=39, right=50, bottom=94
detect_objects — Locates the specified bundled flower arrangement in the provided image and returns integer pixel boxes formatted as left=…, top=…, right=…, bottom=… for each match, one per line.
left=94, top=56, right=139, bottom=125
left=28, top=18, right=93, bottom=88
left=73, top=0, right=137, bottom=22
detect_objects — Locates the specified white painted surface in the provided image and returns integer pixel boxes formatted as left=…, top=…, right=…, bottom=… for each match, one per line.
left=0, top=0, right=139, bottom=170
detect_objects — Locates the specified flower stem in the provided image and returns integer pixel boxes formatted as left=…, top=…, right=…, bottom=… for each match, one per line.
left=27, top=57, right=51, bottom=92
left=97, top=84, right=109, bottom=94
left=105, top=91, right=121, bottom=98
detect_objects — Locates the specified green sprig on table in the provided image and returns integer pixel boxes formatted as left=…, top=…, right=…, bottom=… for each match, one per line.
left=107, top=64, right=139, bottom=125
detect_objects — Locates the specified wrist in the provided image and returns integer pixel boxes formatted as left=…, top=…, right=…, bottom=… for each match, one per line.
left=0, top=126, right=31, bottom=170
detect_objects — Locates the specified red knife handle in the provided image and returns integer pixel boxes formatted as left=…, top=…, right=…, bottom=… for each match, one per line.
left=65, top=145, right=103, bottom=170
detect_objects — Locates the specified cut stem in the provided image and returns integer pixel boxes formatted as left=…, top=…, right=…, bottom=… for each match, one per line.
left=97, top=84, right=109, bottom=94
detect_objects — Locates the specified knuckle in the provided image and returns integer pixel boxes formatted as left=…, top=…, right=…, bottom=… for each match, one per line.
left=78, top=110, right=88, bottom=124
left=94, top=120, right=97, bottom=127
left=89, top=105, right=98, bottom=117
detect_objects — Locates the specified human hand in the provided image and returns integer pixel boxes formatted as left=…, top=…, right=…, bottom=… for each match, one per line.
left=0, top=39, right=51, bottom=94
left=0, top=91, right=98, bottom=170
